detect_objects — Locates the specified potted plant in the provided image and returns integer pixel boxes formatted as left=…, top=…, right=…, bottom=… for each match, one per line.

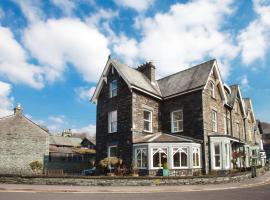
left=162, top=162, right=170, bottom=177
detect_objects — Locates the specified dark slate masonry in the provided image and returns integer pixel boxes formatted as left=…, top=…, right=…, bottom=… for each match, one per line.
left=96, top=65, right=133, bottom=168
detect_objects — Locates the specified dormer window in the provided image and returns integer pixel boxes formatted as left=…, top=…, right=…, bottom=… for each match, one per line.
left=110, top=80, right=117, bottom=98
left=210, top=81, right=215, bottom=98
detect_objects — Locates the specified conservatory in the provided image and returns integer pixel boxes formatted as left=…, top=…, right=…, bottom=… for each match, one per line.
left=133, top=133, right=202, bottom=176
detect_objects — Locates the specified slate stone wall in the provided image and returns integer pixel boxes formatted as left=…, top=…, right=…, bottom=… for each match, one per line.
left=161, top=90, right=204, bottom=140
left=96, top=66, right=133, bottom=169
left=0, top=134, right=49, bottom=175
left=1, top=168, right=266, bottom=186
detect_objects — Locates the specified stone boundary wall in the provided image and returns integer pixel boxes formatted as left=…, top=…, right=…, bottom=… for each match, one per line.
left=0, top=168, right=266, bottom=186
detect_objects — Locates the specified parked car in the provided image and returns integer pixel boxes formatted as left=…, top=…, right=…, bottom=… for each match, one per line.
left=82, top=167, right=96, bottom=176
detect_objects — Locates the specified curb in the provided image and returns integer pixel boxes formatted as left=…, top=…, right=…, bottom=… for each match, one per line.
left=0, top=177, right=270, bottom=194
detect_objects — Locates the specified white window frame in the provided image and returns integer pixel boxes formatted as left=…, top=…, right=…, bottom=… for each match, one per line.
left=224, top=143, right=230, bottom=169
left=143, top=110, right=152, bottom=132
left=171, top=110, right=183, bottom=133
left=109, top=80, right=117, bottom=98
left=224, top=115, right=227, bottom=135
left=210, top=81, right=215, bottom=98
left=151, top=147, right=168, bottom=169
left=108, top=145, right=117, bottom=169
left=172, top=147, right=188, bottom=169
left=108, top=110, right=117, bottom=133
left=192, top=147, right=201, bottom=168
left=212, top=110, right=217, bottom=132
left=135, top=148, right=148, bottom=169
left=213, top=142, right=221, bottom=169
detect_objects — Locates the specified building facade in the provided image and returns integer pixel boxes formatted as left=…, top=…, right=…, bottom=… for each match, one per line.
left=0, top=105, right=49, bottom=175
left=92, top=57, right=265, bottom=176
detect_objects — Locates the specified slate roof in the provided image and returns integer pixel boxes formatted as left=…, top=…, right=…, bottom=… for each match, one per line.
left=157, top=59, right=215, bottom=97
left=133, top=133, right=200, bottom=144
left=111, top=59, right=162, bottom=97
left=50, top=136, right=82, bottom=147
left=0, top=114, right=49, bottom=137
left=227, top=85, right=239, bottom=107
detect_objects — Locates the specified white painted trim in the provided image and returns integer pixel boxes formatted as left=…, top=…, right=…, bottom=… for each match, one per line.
left=143, top=109, right=153, bottom=133
left=203, top=60, right=227, bottom=103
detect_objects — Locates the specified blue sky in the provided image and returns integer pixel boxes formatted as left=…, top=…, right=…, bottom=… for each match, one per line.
left=0, top=0, right=270, bottom=136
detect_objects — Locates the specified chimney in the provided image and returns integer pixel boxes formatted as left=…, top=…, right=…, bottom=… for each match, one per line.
left=137, top=61, right=156, bottom=83
left=14, top=103, right=22, bottom=115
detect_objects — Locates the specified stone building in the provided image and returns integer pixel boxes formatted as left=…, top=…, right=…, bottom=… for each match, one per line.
left=48, top=134, right=95, bottom=174
left=91, top=56, right=265, bottom=176
left=258, top=121, right=270, bottom=161
left=0, top=105, right=49, bottom=175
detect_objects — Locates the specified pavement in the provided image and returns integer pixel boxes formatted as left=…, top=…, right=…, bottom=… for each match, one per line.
left=0, top=171, right=270, bottom=193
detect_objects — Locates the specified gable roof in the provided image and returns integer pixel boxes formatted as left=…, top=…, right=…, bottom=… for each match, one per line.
left=92, top=57, right=228, bottom=103
left=244, top=98, right=255, bottom=122
left=91, top=57, right=161, bottom=103
left=157, top=59, right=215, bottom=98
left=111, top=59, right=161, bottom=96
left=227, top=85, right=246, bottom=116
left=0, top=114, right=49, bottom=137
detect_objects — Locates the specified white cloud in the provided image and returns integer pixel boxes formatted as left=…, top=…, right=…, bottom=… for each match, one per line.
left=12, top=0, right=43, bottom=24
left=50, top=0, right=76, bottom=16
left=0, top=27, right=44, bottom=89
left=114, top=0, right=155, bottom=12
left=75, top=86, right=96, bottom=100
left=238, top=0, right=270, bottom=65
left=48, top=115, right=65, bottom=124
left=72, top=124, right=96, bottom=137
left=0, top=81, right=14, bottom=117
left=113, top=0, right=238, bottom=78
left=239, top=75, right=250, bottom=91
left=23, top=18, right=110, bottom=83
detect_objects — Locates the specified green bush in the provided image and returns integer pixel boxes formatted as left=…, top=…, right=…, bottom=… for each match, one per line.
left=29, top=161, right=43, bottom=172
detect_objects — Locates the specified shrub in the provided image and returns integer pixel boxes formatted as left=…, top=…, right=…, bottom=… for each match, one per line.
left=29, top=161, right=43, bottom=173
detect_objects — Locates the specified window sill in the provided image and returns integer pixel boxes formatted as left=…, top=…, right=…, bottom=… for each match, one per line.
left=171, top=130, right=184, bottom=134
left=143, top=130, right=153, bottom=133
left=211, top=96, right=216, bottom=100
left=108, top=131, right=117, bottom=134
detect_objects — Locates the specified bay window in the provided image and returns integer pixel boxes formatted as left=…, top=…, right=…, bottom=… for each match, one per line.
left=213, top=143, right=221, bottom=169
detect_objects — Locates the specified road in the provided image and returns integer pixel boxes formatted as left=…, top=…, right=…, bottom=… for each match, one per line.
left=0, top=183, right=269, bottom=200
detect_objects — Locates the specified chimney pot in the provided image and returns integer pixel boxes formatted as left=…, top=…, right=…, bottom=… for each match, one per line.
left=14, top=103, right=22, bottom=115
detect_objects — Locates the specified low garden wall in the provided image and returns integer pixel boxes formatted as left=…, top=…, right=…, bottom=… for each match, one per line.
left=0, top=167, right=267, bottom=186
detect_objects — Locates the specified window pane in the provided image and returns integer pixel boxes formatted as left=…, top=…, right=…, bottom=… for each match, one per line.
left=215, top=155, right=220, bottom=167
left=214, top=143, right=220, bottom=154
left=110, top=80, right=117, bottom=97
left=144, top=110, right=151, bottom=120
left=173, top=152, right=180, bottom=167
left=142, top=150, right=147, bottom=168
left=160, top=152, right=167, bottom=167
left=181, top=152, right=188, bottom=167
left=109, top=146, right=117, bottom=157
left=173, top=111, right=182, bottom=120
left=144, top=121, right=150, bottom=131
left=177, top=120, right=183, bottom=131
left=153, top=152, right=160, bottom=167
